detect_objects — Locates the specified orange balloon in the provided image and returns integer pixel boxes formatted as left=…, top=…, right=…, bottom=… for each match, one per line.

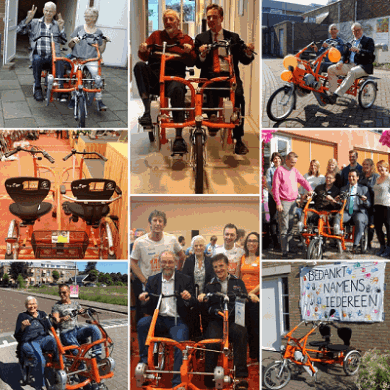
left=280, top=70, right=293, bottom=82
left=328, top=47, right=341, bottom=63
left=283, top=55, right=298, bottom=70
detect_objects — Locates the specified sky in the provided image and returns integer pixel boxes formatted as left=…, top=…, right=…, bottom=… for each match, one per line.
left=274, top=0, right=328, bottom=5
left=76, top=262, right=128, bottom=274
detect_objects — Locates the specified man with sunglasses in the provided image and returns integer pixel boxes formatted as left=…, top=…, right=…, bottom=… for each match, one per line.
left=52, top=284, right=102, bottom=357
left=137, top=250, right=195, bottom=389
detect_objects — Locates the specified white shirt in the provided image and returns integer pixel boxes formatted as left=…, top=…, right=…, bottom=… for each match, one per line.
left=131, top=232, right=182, bottom=279
left=215, top=244, right=245, bottom=277
left=199, top=29, right=229, bottom=72
left=349, top=184, right=358, bottom=211
left=159, top=272, right=177, bottom=318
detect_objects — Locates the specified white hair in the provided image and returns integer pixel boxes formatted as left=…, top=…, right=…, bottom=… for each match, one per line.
left=25, top=296, right=37, bottom=306
left=329, top=24, right=338, bottom=32
left=191, top=235, right=206, bottom=248
left=44, top=2, right=57, bottom=11
left=163, top=9, right=180, bottom=21
left=85, top=7, right=99, bottom=20
left=351, top=22, right=362, bottom=30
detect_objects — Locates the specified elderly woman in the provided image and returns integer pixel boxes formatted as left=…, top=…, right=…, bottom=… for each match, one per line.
left=373, top=160, right=390, bottom=257
left=326, top=158, right=343, bottom=188
left=182, top=235, right=215, bottom=338
left=14, top=296, right=58, bottom=390
left=240, top=232, right=260, bottom=362
left=359, top=158, right=379, bottom=250
left=68, top=7, right=110, bottom=111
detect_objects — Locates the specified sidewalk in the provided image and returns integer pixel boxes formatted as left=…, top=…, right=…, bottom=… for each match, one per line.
left=0, top=58, right=128, bottom=128
left=262, top=57, right=390, bottom=128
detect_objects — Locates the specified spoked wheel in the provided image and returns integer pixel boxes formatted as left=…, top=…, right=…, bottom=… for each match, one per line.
left=263, top=361, right=291, bottom=390
left=266, top=85, right=296, bottom=122
left=99, top=218, right=117, bottom=259
left=360, top=227, right=368, bottom=254
left=194, top=131, right=204, bottom=194
left=358, top=81, right=377, bottom=109
left=153, top=342, right=166, bottom=371
left=82, top=68, right=95, bottom=107
left=20, top=363, right=32, bottom=386
left=45, top=80, right=52, bottom=107
left=307, top=238, right=323, bottom=259
left=44, top=366, right=67, bottom=390
left=343, top=350, right=362, bottom=376
left=5, top=220, right=19, bottom=259
left=76, top=94, right=86, bottom=128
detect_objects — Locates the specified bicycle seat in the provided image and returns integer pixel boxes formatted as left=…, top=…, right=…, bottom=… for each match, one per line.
left=309, top=324, right=331, bottom=348
left=62, top=178, right=117, bottom=227
left=326, top=327, right=352, bottom=352
left=5, top=177, right=52, bottom=225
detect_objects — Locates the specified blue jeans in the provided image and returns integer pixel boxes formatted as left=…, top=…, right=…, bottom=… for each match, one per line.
left=32, top=54, right=64, bottom=89
left=137, top=315, right=189, bottom=387
left=21, top=335, right=58, bottom=389
left=60, top=325, right=102, bottom=356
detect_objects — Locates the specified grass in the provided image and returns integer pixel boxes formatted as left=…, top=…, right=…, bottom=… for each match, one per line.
left=26, top=285, right=128, bottom=306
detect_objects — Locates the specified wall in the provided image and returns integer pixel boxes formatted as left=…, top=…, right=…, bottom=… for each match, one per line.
left=130, top=196, right=260, bottom=249
left=262, top=261, right=390, bottom=352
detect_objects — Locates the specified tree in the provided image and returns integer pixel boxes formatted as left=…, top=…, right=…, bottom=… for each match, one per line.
left=84, top=262, right=97, bottom=273
left=52, top=270, right=60, bottom=282
left=9, top=262, right=29, bottom=281
left=17, top=274, right=25, bottom=288
left=89, top=269, right=99, bottom=282
left=98, top=273, right=113, bottom=286
left=121, top=274, right=128, bottom=285
left=3, top=273, right=9, bottom=285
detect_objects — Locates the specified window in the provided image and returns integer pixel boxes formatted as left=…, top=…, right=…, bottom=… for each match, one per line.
left=281, top=277, right=290, bottom=331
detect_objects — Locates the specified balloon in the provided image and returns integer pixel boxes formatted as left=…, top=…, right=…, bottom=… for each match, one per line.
left=280, top=70, right=293, bottom=82
left=283, top=55, right=298, bottom=70
left=328, top=47, right=341, bottom=63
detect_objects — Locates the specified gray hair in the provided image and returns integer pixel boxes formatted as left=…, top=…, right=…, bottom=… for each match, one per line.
left=85, top=7, right=99, bottom=20
left=44, top=2, right=57, bottom=11
left=191, top=235, right=206, bottom=248
left=329, top=24, right=338, bottom=32
left=158, top=250, right=176, bottom=263
left=25, top=296, right=37, bottom=307
left=163, top=9, right=180, bottom=21
left=351, top=22, right=362, bottom=30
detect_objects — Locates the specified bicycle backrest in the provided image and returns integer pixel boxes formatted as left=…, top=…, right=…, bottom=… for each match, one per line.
left=5, top=177, right=51, bottom=205
left=337, top=327, right=352, bottom=346
left=319, top=324, right=331, bottom=341
left=70, top=179, right=116, bottom=201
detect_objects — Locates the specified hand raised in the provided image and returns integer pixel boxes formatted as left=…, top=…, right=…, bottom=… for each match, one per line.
left=57, top=13, right=64, bottom=29
left=27, top=5, right=37, bottom=21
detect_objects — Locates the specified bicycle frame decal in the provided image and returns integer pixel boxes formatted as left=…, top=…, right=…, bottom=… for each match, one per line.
left=300, top=261, right=385, bottom=322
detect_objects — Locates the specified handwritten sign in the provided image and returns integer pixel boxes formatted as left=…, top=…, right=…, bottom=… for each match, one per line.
left=300, top=262, right=385, bottom=322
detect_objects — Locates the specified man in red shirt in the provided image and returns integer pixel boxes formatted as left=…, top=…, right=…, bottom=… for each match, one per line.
left=134, top=9, right=196, bottom=153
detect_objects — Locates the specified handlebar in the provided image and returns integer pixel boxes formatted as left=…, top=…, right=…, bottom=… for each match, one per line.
left=77, top=33, right=109, bottom=46
left=146, top=292, right=179, bottom=299
left=5, top=146, right=55, bottom=164
left=63, top=149, right=107, bottom=162
left=33, top=33, right=67, bottom=45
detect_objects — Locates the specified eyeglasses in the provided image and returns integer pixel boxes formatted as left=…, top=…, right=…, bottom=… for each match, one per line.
left=59, top=291, right=67, bottom=295
left=248, top=240, right=259, bottom=243
left=161, top=261, right=175, bottom=265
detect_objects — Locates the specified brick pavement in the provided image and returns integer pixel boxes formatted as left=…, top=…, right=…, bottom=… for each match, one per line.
left=262, top=350, right=358, bottom=390
left=262, top=56, right=390, bottom=128
left=0, top=324, right=128, bottom=390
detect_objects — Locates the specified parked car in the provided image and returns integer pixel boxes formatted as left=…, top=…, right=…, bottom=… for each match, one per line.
left=85, top=283, right=97, bottom=287
left=100, top=284, right=107, bottom=287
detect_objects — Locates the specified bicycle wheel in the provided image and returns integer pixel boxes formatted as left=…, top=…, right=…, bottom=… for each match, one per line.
left=307, top=238, right=323, bottom=260
left=153, top=342, right=166, bottom=371
left=267, top=86, right=296, bottom=122
left=343, top=350, right=361, bottom=376
left=263, top=361, right=291, bottom=390
left=5, top=220, right=19, bottom=260
left=358, top=81, right=377, bottom=109
left=360, top=227, right=368, bottom=254
left=82, top=68, right=94, bottom=106
left=195, top=131, right=204, bottom=194
left=99, top=220, right=117, bottom=259
left=77, top=94, right=86, bottom=128
left=148, top=130, right=155, bottom=142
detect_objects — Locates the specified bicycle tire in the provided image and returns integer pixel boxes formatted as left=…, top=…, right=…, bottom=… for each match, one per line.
left=195, top=131, right=204, bottom=194
left=153, top=342, right=166, bottom=371
left=307, top=238, right=323, bottom=260
left=77, top=94, right=86, bottom=128
left=358, top=80, right=377, bottom=109
left=267, top=86, right=296, bottom=122
left=99, top=220, right=117, bottom=259
left=5, top=220, right=19, bottom=260
left=360, top=226, right=368, bottom=254
left=263, top=361, right=291, bottom=390
left=343, top=350, right=361, bottom=376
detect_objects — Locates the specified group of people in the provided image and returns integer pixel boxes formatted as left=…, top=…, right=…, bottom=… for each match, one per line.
left=14, top=285, right=102, bottom=390
left=130, top=210, right=259, bottom=389
left=266, top=149, right=390, bottom=257
left=312, top=22, right=375, bottom=104
left=133, top=4, right=255, bottom=155
left=17, top=2, right=109, bottom=110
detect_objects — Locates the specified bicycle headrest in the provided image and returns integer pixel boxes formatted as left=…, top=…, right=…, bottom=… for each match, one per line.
left=5, top=177, right=51, bottom=205
left=337, top=327, right=352, bottom=345
left=319, top=324, right=331, bottom=338
left=70, top=179, right=116, bottom=201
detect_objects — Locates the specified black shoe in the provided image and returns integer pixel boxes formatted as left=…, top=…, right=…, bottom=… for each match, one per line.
left=34, top=87, right=44, bottom=102
left=97, top=100, right=107, bottom=111
left=328, top=93, right=338, bottom=104
left=234, top=140, right=249, bottom=155
left=172, top=138, right=187, bottom=153
left=68, top=98, right=75, bottom=110
left=138, top=113, right=152, bottom=127
left=351, top=245, right=358, bottom=255
left=59, top=93, right=69, bottom=103
left=282, top=252, right=289, bottom=258
left=235, top=379, right=249, bottom=389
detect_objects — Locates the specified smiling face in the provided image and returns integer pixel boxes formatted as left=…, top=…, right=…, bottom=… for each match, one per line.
left=330, top=26, right=338, bottom=39
left=84, top=11, right=98, bottom=25
left=160, top=252, right=176, bottom=279
left=43, top=4, right=56, bottom=23
left=26, top=299, right=38, bottom=315
left=378, top=164, right=389, bottom=176
left=348, top=171, right=359, bottom=186
left=149, top=216, right=166, bottom=235
left=328, top=161, right=337, bottom=172
left=206, top=8, right=223, bottom=33
left=193, top=239, right=205, bottom=257
left=310, top=161, right=318, bottom=175
left=362, top=160, right=373, bottom=174
left=325, top=174, right=336, bottom=186
left=212, top=259, right=228, bottom=281
left=59, top=286, right=70, bottom=303
left=223, top=227, right=237, bottom=249
left=349, top=152, right=357, bottom=165
left=352, top=25, right=363, bottom=40
left=246, top=234, right=259, bottom=255
left=273, top=155, right=282, bottom=167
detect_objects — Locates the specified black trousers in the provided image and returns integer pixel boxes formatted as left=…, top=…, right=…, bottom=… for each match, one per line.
left=204, top=319, right=248, bottom=386
left=133, top=61, right=185, bottom=123
left=268, top=194, right=279, bottom=242
left=246, top=301, right=259, bottom=360
left=374, top=205, right=390, bottom=247
left=205, top=76, right=245, bottom=139
left=131, top=277, right=147, bottom=325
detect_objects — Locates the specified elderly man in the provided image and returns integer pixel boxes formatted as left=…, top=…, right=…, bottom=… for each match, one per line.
left=137, top=250, right=195, bottom=388
left=195, top=4, right=255, bottom=155
left=134, top=9, right=196, bottom=153
left=327, top=22, right=375, bottom=104
left=17, top=2, right=67, bottom=102
left=334, top=169, right=371, bottom=254
left=14, top=296, right=58, bottom=390
left=312, top=24, right=344, bottom=73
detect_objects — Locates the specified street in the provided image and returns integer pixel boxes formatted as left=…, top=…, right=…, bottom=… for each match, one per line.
left=262, top=57, right=390, bottom=128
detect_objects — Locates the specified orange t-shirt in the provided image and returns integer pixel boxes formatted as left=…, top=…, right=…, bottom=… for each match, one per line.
left=240, top=255, right=260, bottom=293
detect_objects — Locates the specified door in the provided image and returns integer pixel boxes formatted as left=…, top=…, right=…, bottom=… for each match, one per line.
left=262, top=278, right=282, bottom=350
left=4, top=0, right=19, bottom=65
left=279, top=28, right=284, bottom=57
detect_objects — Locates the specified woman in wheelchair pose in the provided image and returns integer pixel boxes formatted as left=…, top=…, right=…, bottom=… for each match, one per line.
left=67, top=7, right=110, bottom=111
left=14, top=296, right=58, bottom=390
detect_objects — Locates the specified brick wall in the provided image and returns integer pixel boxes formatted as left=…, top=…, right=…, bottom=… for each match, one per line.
left=262, top=261, right=390, bottom=352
